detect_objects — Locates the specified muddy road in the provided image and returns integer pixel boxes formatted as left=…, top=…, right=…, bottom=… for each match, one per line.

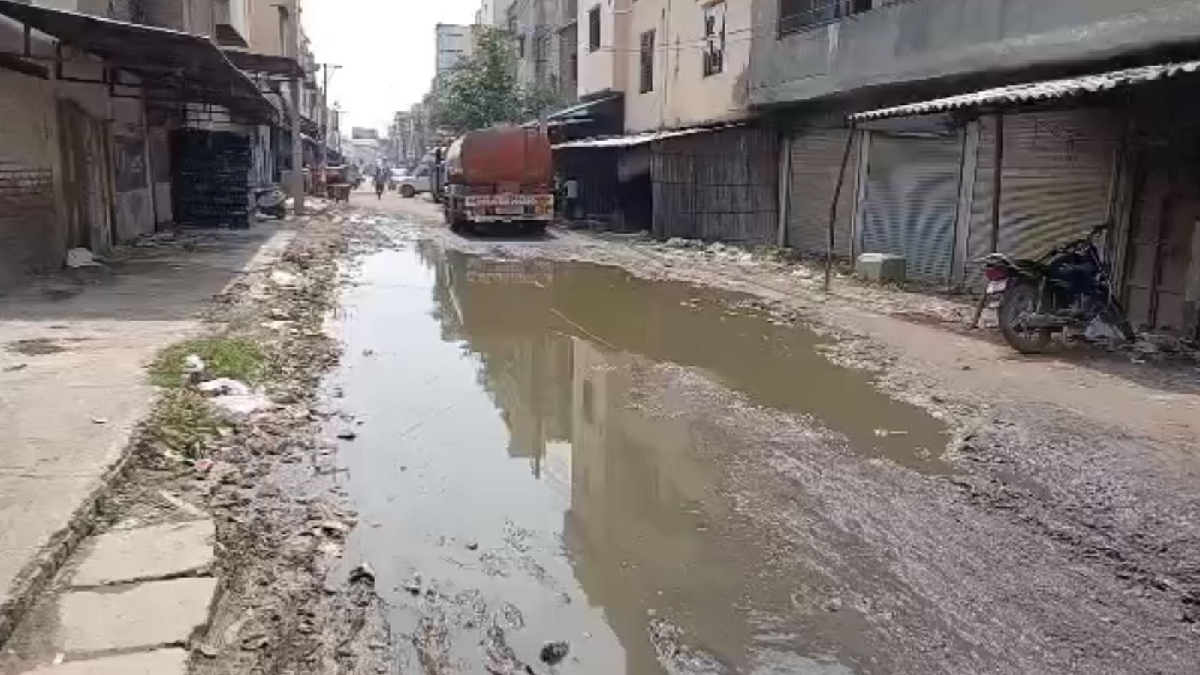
left=323, top=197, right=1199, bottom=675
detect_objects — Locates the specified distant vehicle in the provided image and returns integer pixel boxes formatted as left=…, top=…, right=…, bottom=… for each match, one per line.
left=395, top=164, right=433, bottom=198
left=442, top=125, right=554, bottom=234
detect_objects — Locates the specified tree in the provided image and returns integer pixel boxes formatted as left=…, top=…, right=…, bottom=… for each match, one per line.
left=431, top=27, right=524, bottom=133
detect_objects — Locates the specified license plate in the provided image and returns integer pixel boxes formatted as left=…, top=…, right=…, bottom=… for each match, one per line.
left=986, top=279, right=1008, bottom=294
left=494, top=205, right=523, bottom=216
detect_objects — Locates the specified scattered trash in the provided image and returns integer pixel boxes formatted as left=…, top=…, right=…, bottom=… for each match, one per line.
left=271, top=270, right=301, bottom=288
left=337, top=429, right=358, bottom=440
left=465, top=541, right=479, bottom=551
left=65, top=247, right=101, bottom=268
left=349, top=562, right=376, bottom=584
left=402, top=577, right=422, bottom=595
left=199, top=378, right=253, bottom=397
left=184, top=354, right=207, bottom=384
left=874, top=429, right=909, bottom=437
left=822, top=597, right=844, bottom=612
left=52, top=654, right=64, bottom=666
left=194, top=459, right=215, bottom=474
left=91, top=417, right=109, bottom=425
left=197, top=644, right=219, bottom=659
left=540, top=641, right=570, bottom=665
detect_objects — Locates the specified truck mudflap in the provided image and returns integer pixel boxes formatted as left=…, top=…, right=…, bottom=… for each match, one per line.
left=463, top=193, right=554, bottom=222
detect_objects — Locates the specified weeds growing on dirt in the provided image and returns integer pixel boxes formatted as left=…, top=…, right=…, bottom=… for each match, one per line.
left=150, top=337, right=265, bottom=388
left=149, top=388, right=225, bottom=459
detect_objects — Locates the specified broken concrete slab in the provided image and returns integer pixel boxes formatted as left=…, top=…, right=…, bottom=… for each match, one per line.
left=22, top=649, right=187, bottom=675
left=71, top=521, right=215, bottom=587
left=59, top=577, right=217, bottom=652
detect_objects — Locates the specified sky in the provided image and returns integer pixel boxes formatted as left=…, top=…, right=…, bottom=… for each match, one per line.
left=304, top=0, right=479, bottom=135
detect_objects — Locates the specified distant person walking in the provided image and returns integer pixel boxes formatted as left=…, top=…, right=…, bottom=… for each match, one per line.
left=374, top=166, right=387, bottom=200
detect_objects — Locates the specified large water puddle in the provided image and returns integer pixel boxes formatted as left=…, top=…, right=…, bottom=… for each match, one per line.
left=328, top=241, right=947, bottom=674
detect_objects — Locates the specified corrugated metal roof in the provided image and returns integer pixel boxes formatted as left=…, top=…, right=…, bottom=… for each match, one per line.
left=553, top=124, right=742, bottom=150
left=850, top=60, right=1200, bottom=122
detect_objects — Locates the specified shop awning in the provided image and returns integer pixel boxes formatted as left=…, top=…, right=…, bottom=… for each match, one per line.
left=222, top=49, right=306, bottom=80
left=850, top=60, right=1200, bottom=122
left=0, top=0, right=277, bottom=122
left=547, top=94, right=621, bottom=121
left=553, top=123, right=742, bottom=150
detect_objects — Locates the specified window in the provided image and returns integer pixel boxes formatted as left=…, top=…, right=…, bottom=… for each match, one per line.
left=779, top=0, right=874, bottom=35
left=588, top=6, right=601, bottom=52
left=639, top=29, right=655, bottom=93
left=703, top=2, right=726, bottom=77
left=517, top=35, right=526, bottom=58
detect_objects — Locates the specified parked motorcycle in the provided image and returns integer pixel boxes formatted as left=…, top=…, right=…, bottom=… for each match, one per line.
left=979, top=224, right=1135, bottom=354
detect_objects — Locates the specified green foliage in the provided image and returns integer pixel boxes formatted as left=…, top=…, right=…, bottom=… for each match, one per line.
left=431, top=27, right=565, bottom=133
left=150, top=337, right=265, bottom=388
left=151, top=389, right=223, bottom=460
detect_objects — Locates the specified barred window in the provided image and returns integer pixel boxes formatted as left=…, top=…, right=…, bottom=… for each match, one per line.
left=703, top=2, right=726, bottom=77
left=639, top=29, right=655, bottom=93
left=779, top=0, right=875, bottom=36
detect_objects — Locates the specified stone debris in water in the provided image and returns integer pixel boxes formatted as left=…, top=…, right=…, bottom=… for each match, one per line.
left=540, top=641, right=570, bottom=665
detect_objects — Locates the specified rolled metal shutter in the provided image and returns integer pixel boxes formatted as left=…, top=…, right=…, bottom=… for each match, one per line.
left=966, top=110, right=1117, bottom=287
left=787, top=128, right=859, bottom=257
left=859, top=132, right=963, bottom=281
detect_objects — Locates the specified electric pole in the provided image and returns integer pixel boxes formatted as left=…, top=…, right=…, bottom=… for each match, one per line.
left=319, top=63, right=341, bottom=184
left=285, top=1, right=304, bottom=216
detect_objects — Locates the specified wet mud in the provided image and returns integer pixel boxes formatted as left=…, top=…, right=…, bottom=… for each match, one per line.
left=326, top=240, right=954, bottom=674
left=323, top=206, right=1200, bottom=675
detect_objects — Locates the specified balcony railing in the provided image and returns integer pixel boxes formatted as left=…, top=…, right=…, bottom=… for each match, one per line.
left=778, top=0, right=912, bottom=37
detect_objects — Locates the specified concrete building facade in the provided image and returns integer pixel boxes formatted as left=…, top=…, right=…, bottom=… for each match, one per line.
left=436, top=23, right=474, bottom=76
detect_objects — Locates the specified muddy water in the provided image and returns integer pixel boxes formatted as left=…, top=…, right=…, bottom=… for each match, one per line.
left=328, top=241, right=946, bottom=674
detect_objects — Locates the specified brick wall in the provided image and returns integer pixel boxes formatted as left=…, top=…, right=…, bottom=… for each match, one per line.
left=0, top=70, right=57, bottom=287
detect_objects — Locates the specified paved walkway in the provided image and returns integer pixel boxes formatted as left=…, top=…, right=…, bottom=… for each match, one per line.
left=13, top=520, right=217, bottom=674
left=0, top=226, right=293, bottom=644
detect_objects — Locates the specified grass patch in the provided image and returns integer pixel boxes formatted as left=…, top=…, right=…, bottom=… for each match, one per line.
left=150, top=337, right=265, bottom=388
left=150, top=389, right=224, bottom=460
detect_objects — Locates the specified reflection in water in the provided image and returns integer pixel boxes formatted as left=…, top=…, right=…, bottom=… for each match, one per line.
left=332, top=242, right=942, bottom=675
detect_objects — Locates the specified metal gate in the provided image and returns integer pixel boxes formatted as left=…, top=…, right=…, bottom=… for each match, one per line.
left=786, top=128, right=859, bottom=257
left=859, top=132, right=963, bottom=281
left=966, top=110, right=1118, bottom=286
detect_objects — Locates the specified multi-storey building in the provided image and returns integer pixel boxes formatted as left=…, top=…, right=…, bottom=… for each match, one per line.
left=745, top=0, right=1200, bottom=337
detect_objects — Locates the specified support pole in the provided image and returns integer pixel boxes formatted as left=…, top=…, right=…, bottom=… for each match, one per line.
left=971, top=111, right=1006, bottom=328
left=289, top=75, right=304, bottom=216
left=989, top=111, right=1005, bottom=252
left=825, top=124, right=856, bottom=292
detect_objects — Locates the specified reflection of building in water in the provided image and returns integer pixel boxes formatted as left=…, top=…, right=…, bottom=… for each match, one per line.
left=430, top=247, right=574, bottom=478
left=566, top=338, right=750, bottom=674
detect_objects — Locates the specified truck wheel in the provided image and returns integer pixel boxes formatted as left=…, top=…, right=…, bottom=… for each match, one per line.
left=400, top=185, right=416, bottom=198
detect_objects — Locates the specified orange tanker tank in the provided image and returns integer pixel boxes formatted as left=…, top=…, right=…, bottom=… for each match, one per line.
left=442, top=125, right=555, bottom=234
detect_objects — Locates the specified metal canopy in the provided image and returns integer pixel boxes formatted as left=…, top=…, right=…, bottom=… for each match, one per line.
left=222, top=49, right=305, bottom=80
left=0, top=0, right=277, bottom=122
left=552, top=124, right=743, bottom=150
left=850, top=60, right=1200, bottom=122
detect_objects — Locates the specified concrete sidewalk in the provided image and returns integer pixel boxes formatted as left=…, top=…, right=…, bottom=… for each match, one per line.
left=0, top=225, right=294, bottom=643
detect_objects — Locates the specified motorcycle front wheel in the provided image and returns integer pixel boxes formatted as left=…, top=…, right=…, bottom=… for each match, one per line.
left=999, top=282, right=1053, bottom=354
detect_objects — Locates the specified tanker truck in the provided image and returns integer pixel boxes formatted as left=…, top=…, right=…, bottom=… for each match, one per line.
left=442, top=125, right=554, bottom=234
